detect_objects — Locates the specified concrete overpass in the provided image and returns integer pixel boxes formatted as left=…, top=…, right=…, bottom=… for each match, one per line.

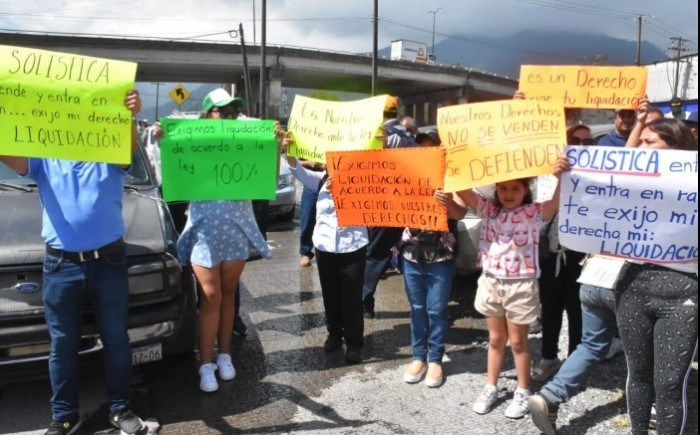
left=0, top=32, right=518, bottom=123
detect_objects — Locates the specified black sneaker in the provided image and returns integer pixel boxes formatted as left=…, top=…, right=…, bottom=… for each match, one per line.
left=323, top=335, right=343, bottom=352
left=345, top=346, right=363, bottom=365
left=109, top=408, right=146, bottom=434
left=528, top=394, right=557, bottom=435
left=363, top=306, right=375, bottom=319
left=233, top=316, right=248, bottom=336
left=45, top=414, right=82, bottom=435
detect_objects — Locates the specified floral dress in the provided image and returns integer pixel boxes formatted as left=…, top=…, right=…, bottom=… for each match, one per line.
left=177, top=200, right=271, bottom=267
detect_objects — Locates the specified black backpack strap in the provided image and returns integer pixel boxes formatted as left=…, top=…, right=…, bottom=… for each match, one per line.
left=317, top=172, right=329, bottom=194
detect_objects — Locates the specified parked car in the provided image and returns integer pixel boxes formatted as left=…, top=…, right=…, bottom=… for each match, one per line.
left=267, top=157, right=297, bottom=221
left=588, top=123, right=615, bottom=143
left=0, top=145, right=197, bottom=382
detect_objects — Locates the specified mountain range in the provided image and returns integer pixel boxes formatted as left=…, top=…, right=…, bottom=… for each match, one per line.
left=398, top=30, right=669, bottom=78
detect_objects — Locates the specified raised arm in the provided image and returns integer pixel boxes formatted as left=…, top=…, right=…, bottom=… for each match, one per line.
left=435, top=190, right=467, bottom=220
left=0, top=156, right=29, bottom=175
left=625, top=97, right=651, bottom=148
left=122, top=89, right=143, bottom=169
left=542, top=155, right=570, bottom=221
left=455, top=188, right=478, bottom=213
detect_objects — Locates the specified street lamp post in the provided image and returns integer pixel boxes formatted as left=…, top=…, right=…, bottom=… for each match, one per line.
left=428, top=7, right=442, bottom=58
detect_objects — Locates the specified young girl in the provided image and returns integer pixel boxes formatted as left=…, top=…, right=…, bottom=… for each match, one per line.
left=457, top=157, right=566, bottom=418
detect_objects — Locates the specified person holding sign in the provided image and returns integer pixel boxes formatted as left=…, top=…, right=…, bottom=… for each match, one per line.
left=624, top=97, right=665, bottom=148
left=395, top=130, right=467, bottom=388
left=175, top=89, right=274, bottom=393
left=456, top=157, right=568, bottom=419
left=0, top=91, right=151, bottom=435
left=283, top=136, right=369, bottom=365
left=613, top=118, right=698, bottom=435
left=531, top=124, right=592, bottom=382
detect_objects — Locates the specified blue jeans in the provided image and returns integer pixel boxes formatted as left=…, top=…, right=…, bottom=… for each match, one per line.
left=540, top=284, right=617, bottom=406
left=43, top=249, right=132, bottom=420
left=402, top=258, right=455, bottom=363
left=299, top=185, right=317, bottom=258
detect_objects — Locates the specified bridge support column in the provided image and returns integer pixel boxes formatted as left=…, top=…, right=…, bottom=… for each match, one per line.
left=267, top=65, right=285, bottom=120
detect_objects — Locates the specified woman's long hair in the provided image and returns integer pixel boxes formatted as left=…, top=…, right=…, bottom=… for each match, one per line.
left=644, top=118, right=697, bottom=151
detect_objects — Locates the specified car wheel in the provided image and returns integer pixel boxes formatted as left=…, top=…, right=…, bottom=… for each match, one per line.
left=163, top=268, right=197, bottom=355
left=280, top=204, right=296, bottom=221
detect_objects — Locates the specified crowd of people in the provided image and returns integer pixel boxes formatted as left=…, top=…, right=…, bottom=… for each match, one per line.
left=2, top=82, right=698, bottom=435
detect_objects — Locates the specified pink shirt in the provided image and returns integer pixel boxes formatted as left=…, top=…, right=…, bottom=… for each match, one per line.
left=476, top=196, right=544, bottom=279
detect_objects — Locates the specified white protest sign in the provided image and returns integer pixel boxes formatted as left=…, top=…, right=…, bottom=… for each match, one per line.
left=559, top=146, right=698, bottom=265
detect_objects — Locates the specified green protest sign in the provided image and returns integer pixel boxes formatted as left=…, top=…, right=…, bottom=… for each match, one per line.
left=160, top=118, right=278, bottom=202
left=0, top=44, right=137, bottom=164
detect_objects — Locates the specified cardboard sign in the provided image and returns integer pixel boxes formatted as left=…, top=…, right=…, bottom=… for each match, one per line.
left=519, top=65, right=648, bottom=109
left=159, top=118, right=278, bottom=202
left=0, top=44, right=137, bottom=164
left=327, top=147, right=448, bottom=231
left=286, top=95, right=386, bottom=163
left=559, top=146, right=698, bottom=264
left=437, top=99, right=566, bottom=192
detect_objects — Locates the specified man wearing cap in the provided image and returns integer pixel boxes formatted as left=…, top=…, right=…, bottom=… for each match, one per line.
left=597, top=109, right=635, bottom=147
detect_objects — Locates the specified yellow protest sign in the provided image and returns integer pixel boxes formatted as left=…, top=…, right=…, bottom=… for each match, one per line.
left=0, top=45, right=137, bottom=164
left=286, top=95, right=386, bottom=163
left=438, top=99, right=566, bottom=192
left=519, top=65, right=648, bottom=109
left=327, top=147, right=447, bottom=231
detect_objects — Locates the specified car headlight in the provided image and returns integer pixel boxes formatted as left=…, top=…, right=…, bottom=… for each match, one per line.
left=278, top=173, right=293, bottom=189
left=127, top=259, right=181, bottom=295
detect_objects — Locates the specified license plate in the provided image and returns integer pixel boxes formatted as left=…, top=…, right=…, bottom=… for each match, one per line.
left=131, top=343, right=162, bottom=366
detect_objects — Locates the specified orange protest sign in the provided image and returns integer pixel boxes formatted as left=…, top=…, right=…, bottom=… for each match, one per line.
left=519, top=65, right=648, bottom=109
left=438, top=99, right=566, bottom=192
left=326, top=147, right=448, bottom=231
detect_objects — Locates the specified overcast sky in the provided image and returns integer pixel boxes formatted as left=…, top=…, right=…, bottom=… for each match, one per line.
left=1, top=0, right=697, bottom=59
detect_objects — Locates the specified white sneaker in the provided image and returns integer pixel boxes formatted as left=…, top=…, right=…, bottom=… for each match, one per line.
left=199, top=363, right=218, bottom=392
left=217, top=354, right=236, bottom=381
left=505, top=389, right=531, bottom=419
left=472, top=385, right=499, bottom=414
left=603, top=337, right=624, bottom=360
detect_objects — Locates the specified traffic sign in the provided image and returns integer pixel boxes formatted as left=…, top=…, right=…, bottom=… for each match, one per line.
left=169, top=84, right=190, bottom=105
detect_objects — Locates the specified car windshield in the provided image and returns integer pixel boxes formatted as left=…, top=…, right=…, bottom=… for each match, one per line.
left=0, top=149, right=153, bottom=187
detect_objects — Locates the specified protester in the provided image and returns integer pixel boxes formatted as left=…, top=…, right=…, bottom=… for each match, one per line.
left=1, top=91, right=151, bottom=435
left=597, top=108, right=635, bottom=146
left=362, top=98, right=418, bottom=318
left=615, top=118, right=698, bottom=435
left=456, top=157, right=567, bottom=419
left=398, top=130, right=466, bottom=388
left=298, top=159, right=325, bottom=267
left=175, top=88, right=274, bottom=393
left=682, top=110, right=698, bottom=143
left=624, top=97, right=665, bottom=148
left=284, top=136, right=368, bottom=364
left=531, top=125, right=590, bottom=382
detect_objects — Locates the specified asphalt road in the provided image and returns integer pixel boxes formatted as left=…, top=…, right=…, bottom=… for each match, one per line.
left=0, top=217, right=696, bottom=435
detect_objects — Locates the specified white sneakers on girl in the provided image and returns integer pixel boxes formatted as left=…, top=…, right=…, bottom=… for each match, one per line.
left=198, top=363, right=218, bottom=392
left=217, top=354, right=236, bottom=381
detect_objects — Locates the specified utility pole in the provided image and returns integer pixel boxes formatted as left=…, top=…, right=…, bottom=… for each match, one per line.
left=371, top=0, right=378, bottom=96
left=634, top=14, right=652, bottom=66
left=428, top=7, right=443, bottom=58
left=668, top=36, right=690, bottom=116
left=239, top=23, right=253, bottom=116
left=259, top=0, right=267, bottom=117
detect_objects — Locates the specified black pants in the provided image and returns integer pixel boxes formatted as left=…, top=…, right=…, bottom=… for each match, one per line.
left=362, top=227, right=404, bottom=310
left=316, top=247, right=367, bottom=348
left=538, top=250, right=585, bottom=359
left=616, top=263, right=698, bottom=435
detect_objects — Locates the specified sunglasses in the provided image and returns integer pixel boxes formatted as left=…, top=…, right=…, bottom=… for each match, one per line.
left=569, top=137, right=595, bottom=145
